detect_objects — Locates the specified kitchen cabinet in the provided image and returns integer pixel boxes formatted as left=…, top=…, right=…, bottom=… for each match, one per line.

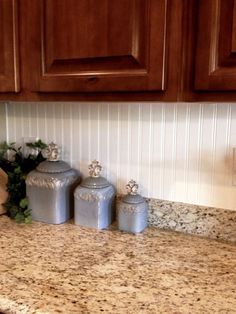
left=23, top=0, right=181, bottom=97
left=5, top=0, right=236, bottom=101
left=195, top=0, right=236, bottom=91
left=0, top=0, right=19, bottom=92
left=8, top=0, right=181, bottom=101
left=182, top=0, right=236, bottom=101
left=0, top=0, right=182, bottom=101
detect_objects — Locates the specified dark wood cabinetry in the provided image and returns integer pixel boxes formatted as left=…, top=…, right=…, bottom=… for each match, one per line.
left=2, top=0, right=236, bottom=101
left=182, top=0, right=236, bottom=101
left=1, top=0, right=182, bottom=101
left=195, top=0, right=236, bottom=91
left=26, top=0, right=171, bottom=93
left=0, top=0, right=19, bottom=92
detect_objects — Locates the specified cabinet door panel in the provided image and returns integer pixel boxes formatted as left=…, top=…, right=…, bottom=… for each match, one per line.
left=27, top=0, right=168, bottom=92
left=195, top=0, right=236, bottom=90
left=0, top=0, right=19, bottom=92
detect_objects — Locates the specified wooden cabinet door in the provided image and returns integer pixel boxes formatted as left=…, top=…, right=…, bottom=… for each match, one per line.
left=0, top=0, right=19, bottom=92
left=195, top=0, right=236, bottom=91
left=25, top=0, right=169, bottom=93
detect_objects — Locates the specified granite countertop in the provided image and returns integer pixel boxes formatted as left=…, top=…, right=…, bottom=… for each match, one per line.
left=0, top=216, right=235, bottom=314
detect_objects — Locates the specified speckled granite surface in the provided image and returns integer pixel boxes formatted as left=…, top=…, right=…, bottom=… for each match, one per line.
left=146, top=199, right=236, bottom=243
left=0, top=216, right=236, bottom=314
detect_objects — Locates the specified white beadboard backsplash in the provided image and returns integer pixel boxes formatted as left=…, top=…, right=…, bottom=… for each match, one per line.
left=2, top=101, right=236, bottom=211
left=0, top=103, right=6, bottom=142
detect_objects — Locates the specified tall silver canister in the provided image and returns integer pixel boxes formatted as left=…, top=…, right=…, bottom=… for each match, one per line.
left=74, top=160, right=115, bottom=229
left=26, top=142, right=81, bottom=224
left=117, top=180, right=148, bottom=233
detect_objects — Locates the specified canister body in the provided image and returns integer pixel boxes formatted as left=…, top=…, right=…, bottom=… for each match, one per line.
left=74, top=185, right=115, bottom=229
left=26, top=169, right=80, bottom=224
left=117, top=200, right=148, bottom=233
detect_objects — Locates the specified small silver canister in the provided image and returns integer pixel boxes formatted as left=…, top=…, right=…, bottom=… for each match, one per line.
left=74, top=160, right=115, bottom=229
left=117, top=180, right=148, bottom=233
left=26, top=142, right=81, bottom=224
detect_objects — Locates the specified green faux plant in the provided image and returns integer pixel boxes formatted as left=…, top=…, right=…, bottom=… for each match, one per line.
left=0, top=139, right=47, bottom=223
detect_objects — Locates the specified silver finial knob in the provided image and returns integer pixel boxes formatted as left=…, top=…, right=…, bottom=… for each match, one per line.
left=88, top=160, right=102, bottom=178
left=126, top=180, right=139, bottom=195
left=43, top=142, right=60, bottom=161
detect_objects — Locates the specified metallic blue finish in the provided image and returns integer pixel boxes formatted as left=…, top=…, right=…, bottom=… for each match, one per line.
left=74, top=185, right=115, bottom=229
left=117, top=198, right=148, bottom=234
left=26, top=168, right=81, bottom=224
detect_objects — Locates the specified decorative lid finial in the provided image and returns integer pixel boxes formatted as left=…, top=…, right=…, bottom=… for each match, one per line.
left=88, top=160, right=102, bottom=178
left=44, top=142, right=60, bottom=161
left=126, top=180, right=139, bottom=195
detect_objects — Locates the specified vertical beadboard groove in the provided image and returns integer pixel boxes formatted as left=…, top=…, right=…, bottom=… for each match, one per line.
left=171, top=103, right=177, bottom=200
left=224, top=104, right=233, bottom=184
left=127, top=104, right=131, bottom=182
left=160, top=104, right=165, bottom=199
left=0, top=102, right=8, bottom=142
left=44, top=103, right=48, bottom=142
left=36, top=103, right=39, bottom=138
left=88, top=103, right=91, bottom=163
left=27, top=103, right=32, bottom=135
left=28, top=102, right=31, bottom=135
left=148, top=104, right=153, bottom=198
left=197, top=103, right=203, bottom=204
left=78, top=104, right=82, bottom=170
left=14, top=103, right=18, bottom=142
left=43, top=103, right=47, bottom=142
left=51, top=103, right=56, bottom=142
left=225, top=104, right=232, bottom=186
left=137, top=104, right=141, bottom=184
left=20, top=103, right=24, bottom=137
left=4, top=101, right=236, bottom=211
left=116, top=104, right=121, bottom=190
left=60, top=103, right=64, bottom=158
left=5, top=102, right=9, bottom=143
left=7, top=103, right=14, bottom=142
left=184, top=104, right=190, bottom=202
left=107, top=104, right=110, bottom=181
left=69, top=104, right=73, bottom=166
left=211, top=104, right=218, bottom=202
left=28, top=103, right=36, bottom=139
left=51, top=103, right=54, bottom=141
left=45, top=103, right=48, bottom=141
left=27, top=102, right=31, bottom=135
left=97, top=103, right=100, bottom=161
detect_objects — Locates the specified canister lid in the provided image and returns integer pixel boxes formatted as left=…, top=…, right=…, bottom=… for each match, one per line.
left=37, top=160, right=71, bottom=173
left=81, top=176, right=110, bottom=189
left=36, top=142, right=71, bottom=173
left=121, top=180, right=145, bottom=204
left=80, top=160, right=110, bottom=189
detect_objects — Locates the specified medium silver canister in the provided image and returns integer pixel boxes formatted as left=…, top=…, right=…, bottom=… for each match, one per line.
left=117, top=180, right=148, bottom=233
left=26, top=142, right=81, bottom=224
left=74, top=160, right=115, bottom=229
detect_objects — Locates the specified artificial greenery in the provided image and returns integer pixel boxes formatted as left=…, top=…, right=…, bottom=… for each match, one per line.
left=0, top=139, right=47, bottom=223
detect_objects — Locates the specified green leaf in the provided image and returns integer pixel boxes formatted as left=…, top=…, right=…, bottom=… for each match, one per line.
left=15, top=212, right=25, bottom=223
left=23, top=208, right=31, bottom=216
left=14, top=166, right=22, bottom=174
left=0, top=141, right=9, bottom=152
left=26, top=139, right=47, bottom=150
left=20, top=198, right=28, bottom=209
left=0, top=139, right=46, bottom=223
left=24, top=216, right=32, bottom=224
